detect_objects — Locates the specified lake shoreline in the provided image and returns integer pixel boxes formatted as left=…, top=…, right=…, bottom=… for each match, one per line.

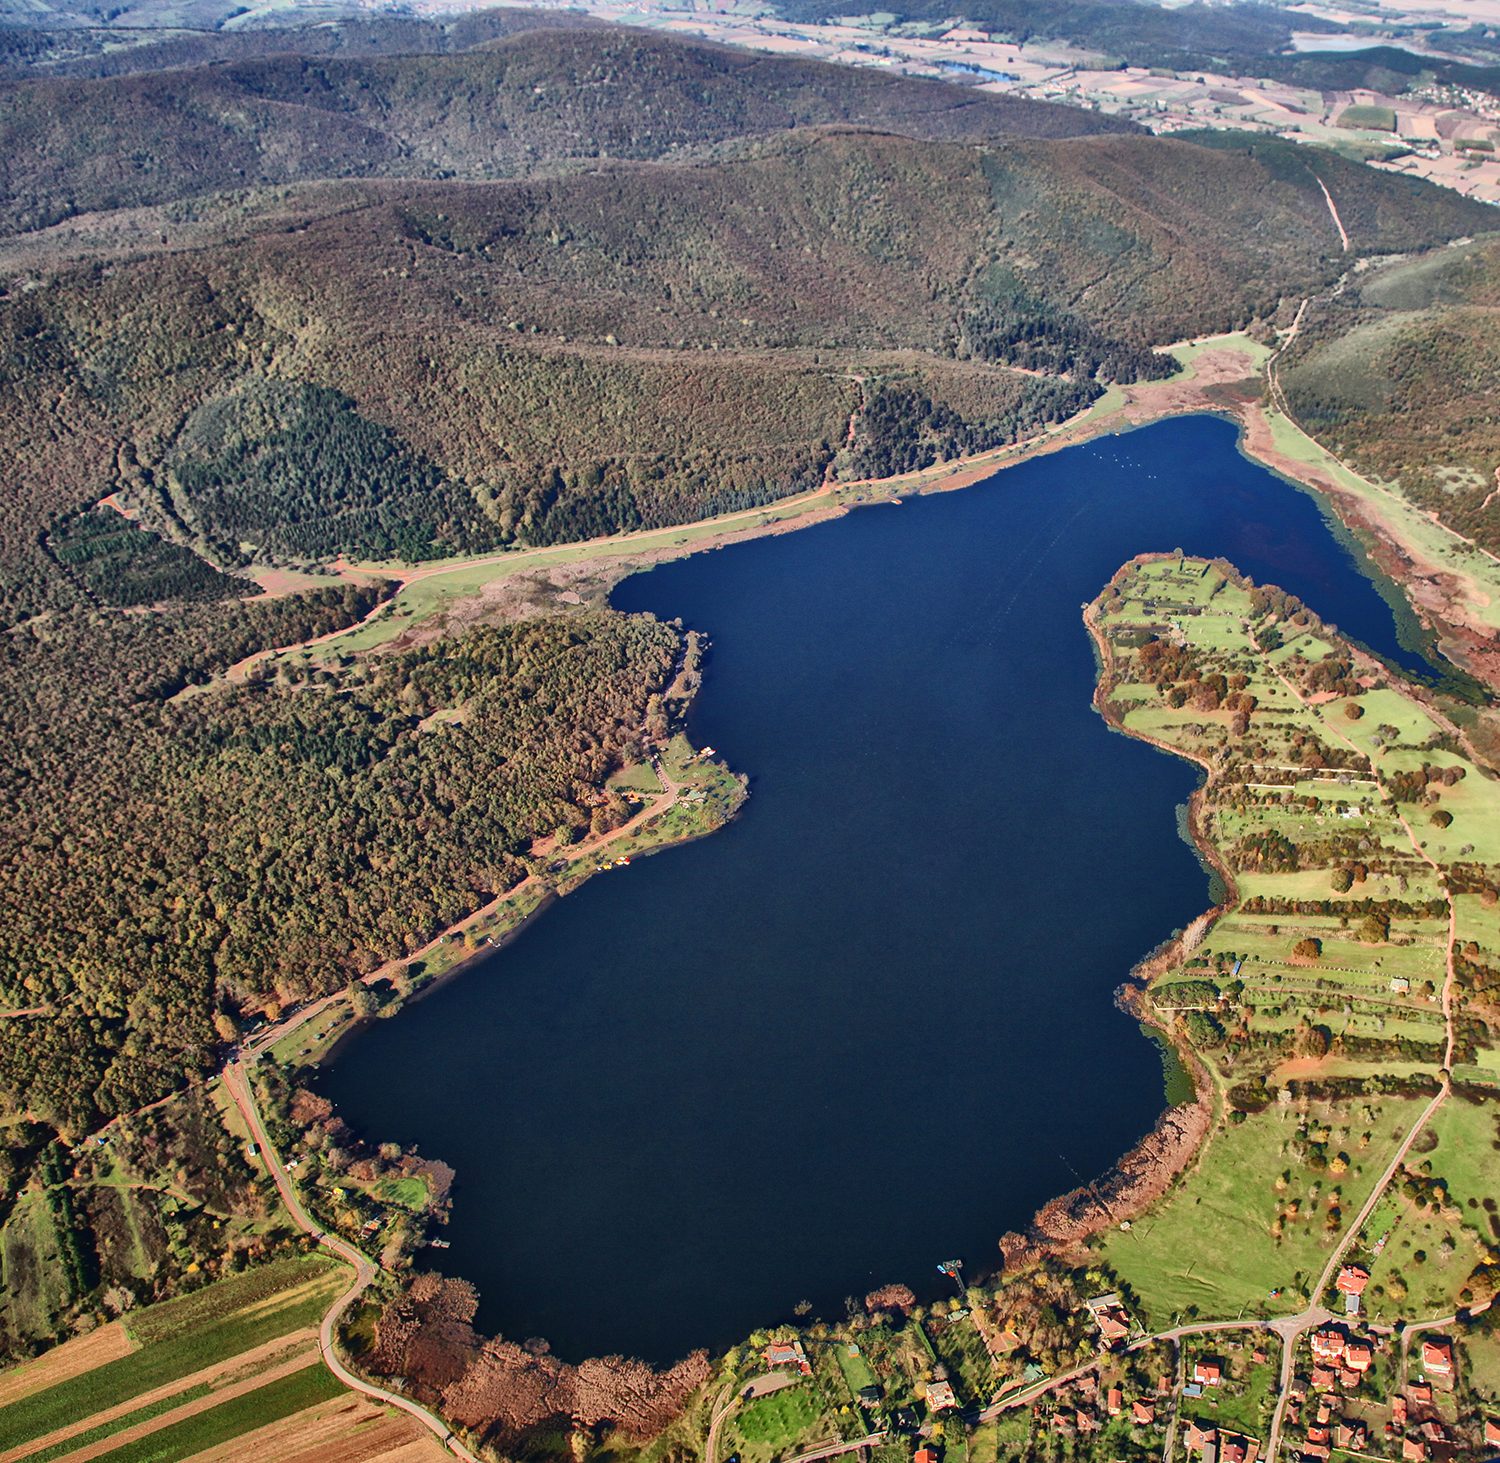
left=353, top=330, right=1500, bottom=711
left=319, top=406, right=1478, bottom=1376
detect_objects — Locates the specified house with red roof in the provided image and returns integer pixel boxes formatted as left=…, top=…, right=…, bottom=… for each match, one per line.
left=1184, top=1420, right=1215, bottom=1453
left=1336, top=1265, right=1370, bottom=1295
left=764, top=1340, right=811, bottom=1374
left=1107, top=1388, right=1122, bottom=1416
left=1193, top=1358, right=1223, bottom=1387
left=1486, top=1418, right=1500, bottom=1447
left=1311, top=1329, right=1346, bottom=1365
left=924, top=1380, right=957, bottom=1411
left=1402, top=1439, right=1426, bottom=1461
left=1218, top=1433, right=1255, bottom=1463
left=1133, top=1400, right=1156, bottom=1425
left=1420, top=1337, right=1452, bottom=1377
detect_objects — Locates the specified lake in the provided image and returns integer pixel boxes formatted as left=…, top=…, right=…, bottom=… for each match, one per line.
left=324, top=414, right=1434, bottom=1365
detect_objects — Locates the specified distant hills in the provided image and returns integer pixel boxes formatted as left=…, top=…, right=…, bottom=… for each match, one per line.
left=0, top=11, right=1494, bottom=624
left=1, top=112, right=1492, bottom=620
left=0, top=26, right=1141, bottom=237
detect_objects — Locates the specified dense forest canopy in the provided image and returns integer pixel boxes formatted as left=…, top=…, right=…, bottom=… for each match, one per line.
left=0, top=124, right=1489, bottom=625
left=0, top=598, right=680, bottom=1136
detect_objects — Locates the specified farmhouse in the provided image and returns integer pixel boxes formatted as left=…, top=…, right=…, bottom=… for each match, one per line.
left=764, top=1340, right=811, bottom=1373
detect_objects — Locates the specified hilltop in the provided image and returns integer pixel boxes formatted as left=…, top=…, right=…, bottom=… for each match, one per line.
left=1, top=126, right=1491, bottom=628
left=0, top=25, right=1139, bottom=237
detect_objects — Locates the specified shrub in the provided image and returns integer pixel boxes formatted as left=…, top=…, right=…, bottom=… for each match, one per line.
left=1293, top=937, right=1322, bottom=959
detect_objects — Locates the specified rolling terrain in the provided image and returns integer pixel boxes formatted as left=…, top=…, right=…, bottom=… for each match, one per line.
left=2, top=13, right=1500, bottom=1460
left=1278, top=236, right=1500, bottom=559
left=0, top=26, right=1139, bottom=238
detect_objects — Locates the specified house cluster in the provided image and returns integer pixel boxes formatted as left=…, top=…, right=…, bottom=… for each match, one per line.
left=1284, top=1328, right=1378, bottom=1461
left=1307, top=1324, right=1375, bottom=1391
left=1047, top=1374, right=1161, bottom=1437
left=1385, top=1338, right=1458, bottom=1461
left=1084, top=1293, right=1136, bottom=1349
left=1288, top=1387, right=1369, bottom=1461
left=1183, top=1420, right=1261, bottom=1462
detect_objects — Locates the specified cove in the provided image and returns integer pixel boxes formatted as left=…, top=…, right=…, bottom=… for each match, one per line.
left=323, top=414, right=1435, bottom=1366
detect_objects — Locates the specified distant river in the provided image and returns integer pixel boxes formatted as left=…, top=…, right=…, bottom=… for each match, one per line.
left=324, top=415, right=1435, bottom=1365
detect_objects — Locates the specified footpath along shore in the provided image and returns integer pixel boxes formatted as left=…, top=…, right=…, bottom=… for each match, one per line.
left=128, top=325, right=1500, bottom=1459
left=223, top=319, right=1500, bottom=712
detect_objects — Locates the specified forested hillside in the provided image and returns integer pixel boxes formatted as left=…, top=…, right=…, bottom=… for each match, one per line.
left=2, top=125, right=1490, bottom=627
left=0, top=603, right=679, bottom=1135
left=0, top=3, right=1494, bottom=1178
left=1279, top=239, right=1500, bottom=555
left=0, top=25, right=1138, bottom=238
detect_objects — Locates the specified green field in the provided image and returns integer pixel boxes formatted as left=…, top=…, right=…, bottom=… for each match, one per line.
left=89, top=1362, right=345, bottom=1463
left=835, top=1344, right=878, bottom=1396
left=1351, top=1096, right=1500, bottom=1321
left=734, top=1384, right=822, bottom=1448
left=607, top=762, right=665, bottom=794
left=0, top=1257, right=346, bottom=1452
left=1103, top=1097, right=1429, bottom=1324
left=1336, top=105, right=1397, bottom=132
left=21, top=1383, right=214, bottom=1463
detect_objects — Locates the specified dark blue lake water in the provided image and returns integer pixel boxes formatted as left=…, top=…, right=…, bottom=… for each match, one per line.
left=324, top=415, right=1433, bottom=1365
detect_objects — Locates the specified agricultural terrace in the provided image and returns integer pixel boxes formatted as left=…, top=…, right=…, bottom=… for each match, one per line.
left=1094, top=557, right=1500, bottom=1324
left=1089, top=553, right=1500, bottom=1309
left=0, top=1257, right=420, bottom=1463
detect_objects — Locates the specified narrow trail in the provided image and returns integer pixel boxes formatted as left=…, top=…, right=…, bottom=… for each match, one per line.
left=1313, top=176, right=1351, bottom=252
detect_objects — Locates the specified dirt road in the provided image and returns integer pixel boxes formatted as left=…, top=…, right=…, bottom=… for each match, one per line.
left=220, top=1063, right=478, bottom=1463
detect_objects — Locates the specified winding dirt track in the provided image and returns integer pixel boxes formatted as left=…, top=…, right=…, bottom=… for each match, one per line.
left=220, top=1064, right=479, bottom=1463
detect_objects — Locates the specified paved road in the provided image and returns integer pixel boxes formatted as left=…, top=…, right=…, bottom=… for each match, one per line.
left=222, top=1060, right=479, bottom=1462
left=782, top=1433, right=886, bottom=1463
